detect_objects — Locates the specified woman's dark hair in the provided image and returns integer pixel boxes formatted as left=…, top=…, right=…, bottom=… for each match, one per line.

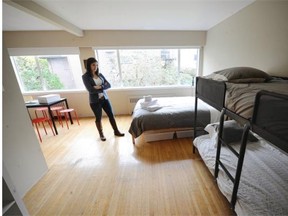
left=86, top=57, right=99, bottom=75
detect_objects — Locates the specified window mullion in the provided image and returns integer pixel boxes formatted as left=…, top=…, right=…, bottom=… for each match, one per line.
left=178, top=49, right=181, bottom=85
left=35, top=56, right=46, bottom=91
left=116, top=50, right=122, bottom=87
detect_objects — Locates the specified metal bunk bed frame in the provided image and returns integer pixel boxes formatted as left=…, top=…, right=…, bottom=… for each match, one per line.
left=193, top=76, right=288, bottom=210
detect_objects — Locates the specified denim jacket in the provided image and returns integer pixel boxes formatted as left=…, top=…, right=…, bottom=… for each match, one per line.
left=82, top=72, right=111, bottom=103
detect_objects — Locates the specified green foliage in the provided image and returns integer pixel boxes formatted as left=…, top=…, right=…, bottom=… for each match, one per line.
left=120, top=50, right=188, bottom=87
left=179, top=68, right=196, bottom=85
left=14, top=56, right=64, bottom=91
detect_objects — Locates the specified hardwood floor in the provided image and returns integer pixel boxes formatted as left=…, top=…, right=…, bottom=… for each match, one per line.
left=24, top=116, right=235, bottom=216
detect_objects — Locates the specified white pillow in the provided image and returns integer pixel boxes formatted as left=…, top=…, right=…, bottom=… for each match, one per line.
left=205, top=123, right=217, bottom=136
left=204, top=123, right=219, bottom=147
left=204, top=120, right=258, bottom=147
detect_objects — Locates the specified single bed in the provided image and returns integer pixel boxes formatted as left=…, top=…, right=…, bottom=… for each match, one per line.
left=129, top=96, right=220, bottom=144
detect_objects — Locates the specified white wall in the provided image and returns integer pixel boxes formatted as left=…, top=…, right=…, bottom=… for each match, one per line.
left=3, top=30, right=205, bottom=116
left=3, top=30, right=206, bottom=48
left=203, top=1, right=288, bottom=77
left=3, top=45, right=48, bottom=198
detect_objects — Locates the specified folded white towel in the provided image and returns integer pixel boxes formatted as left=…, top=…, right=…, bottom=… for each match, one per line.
left=143, top=95, right=152, bottom=102
left=140, top=99, right=158, bottom=108
left=140, top=99, right=162, bottom=111
left=142, top=104, right=162, bottom=112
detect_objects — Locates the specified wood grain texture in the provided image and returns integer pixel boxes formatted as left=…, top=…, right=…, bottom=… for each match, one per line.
left=24, top=116, right=235, bottom=216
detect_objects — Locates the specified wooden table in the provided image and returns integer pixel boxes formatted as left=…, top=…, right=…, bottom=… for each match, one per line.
left=26, top=98, right=73, bottom=135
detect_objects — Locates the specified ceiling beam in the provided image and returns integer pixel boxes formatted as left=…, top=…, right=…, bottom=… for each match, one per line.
left=4, top=0, right=84, bottom=37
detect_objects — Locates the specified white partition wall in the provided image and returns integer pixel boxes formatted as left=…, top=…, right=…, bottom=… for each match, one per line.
left=3, top=45, right=48, bottom=198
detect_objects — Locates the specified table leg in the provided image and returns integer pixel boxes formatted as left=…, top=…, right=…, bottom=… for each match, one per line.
left=48, top=107, right=58, bottom=135
left=64, top=99, right=73, bottom=124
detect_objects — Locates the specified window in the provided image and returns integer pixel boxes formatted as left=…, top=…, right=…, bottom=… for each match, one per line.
left=95, top=48, right=200, bottom=88
left=9, top=48, right=84, bottom=93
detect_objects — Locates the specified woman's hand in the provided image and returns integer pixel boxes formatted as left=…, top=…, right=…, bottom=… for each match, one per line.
left=94, top=85, right=102, bottom=90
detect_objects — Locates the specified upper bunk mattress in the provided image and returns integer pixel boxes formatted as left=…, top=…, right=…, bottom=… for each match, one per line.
left=225, top=81, right=288, bottom=119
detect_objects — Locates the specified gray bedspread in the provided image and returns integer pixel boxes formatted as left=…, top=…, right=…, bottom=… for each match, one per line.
left=225, top=80, right=288, bottom=119
left=129, top=96, right=211, bottom=138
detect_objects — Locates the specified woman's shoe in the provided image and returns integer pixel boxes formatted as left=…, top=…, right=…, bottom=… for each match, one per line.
left=114, top=131, right=125, bottom=137
left=96, top=121, right=106, bottom=141
left=110, top=119, right=125, bottom=137
left=100, top=135, right=106, bottom=141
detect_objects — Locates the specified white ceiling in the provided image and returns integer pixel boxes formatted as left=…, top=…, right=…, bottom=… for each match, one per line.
left=3, top=0, right=255, bottom=36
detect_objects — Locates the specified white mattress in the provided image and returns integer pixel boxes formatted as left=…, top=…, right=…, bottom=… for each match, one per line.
left=194, top=134, right=288, bottom=216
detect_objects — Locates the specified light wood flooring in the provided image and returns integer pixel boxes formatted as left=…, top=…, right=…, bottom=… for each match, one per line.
left=24, top=116, right=235, bottom=216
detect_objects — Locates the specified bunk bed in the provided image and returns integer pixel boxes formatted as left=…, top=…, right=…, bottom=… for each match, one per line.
left=129, top=96, right=220, bottom=144
left=193, top=67, right=288, bottom=215
left=194, top=67, right=288, bottom=143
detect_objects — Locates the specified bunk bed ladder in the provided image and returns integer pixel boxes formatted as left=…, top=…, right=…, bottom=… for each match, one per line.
left=214, top=108, right=251, bottom=209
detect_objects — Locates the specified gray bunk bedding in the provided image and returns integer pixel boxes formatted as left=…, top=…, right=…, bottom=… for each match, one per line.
left=129, top=96, right=216, bottom=139
left=194, top=132, right=288, bottom=216
left=196, top=67, right=288, bottom=119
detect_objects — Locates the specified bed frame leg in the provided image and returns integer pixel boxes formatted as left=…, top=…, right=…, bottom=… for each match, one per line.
left=132, top=136, right=135, bottom=145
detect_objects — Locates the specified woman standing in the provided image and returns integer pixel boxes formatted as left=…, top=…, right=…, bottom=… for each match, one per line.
left=82, top=57, right=124, bottom=141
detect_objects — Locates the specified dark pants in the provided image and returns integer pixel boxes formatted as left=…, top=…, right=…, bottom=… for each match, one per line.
left=90, top=98, right=115, bottom=123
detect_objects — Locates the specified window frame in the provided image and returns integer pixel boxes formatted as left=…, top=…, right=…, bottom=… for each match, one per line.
left=8, top=47, right=85, bottom=94
left=94, top=46, right=203, bottom=89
